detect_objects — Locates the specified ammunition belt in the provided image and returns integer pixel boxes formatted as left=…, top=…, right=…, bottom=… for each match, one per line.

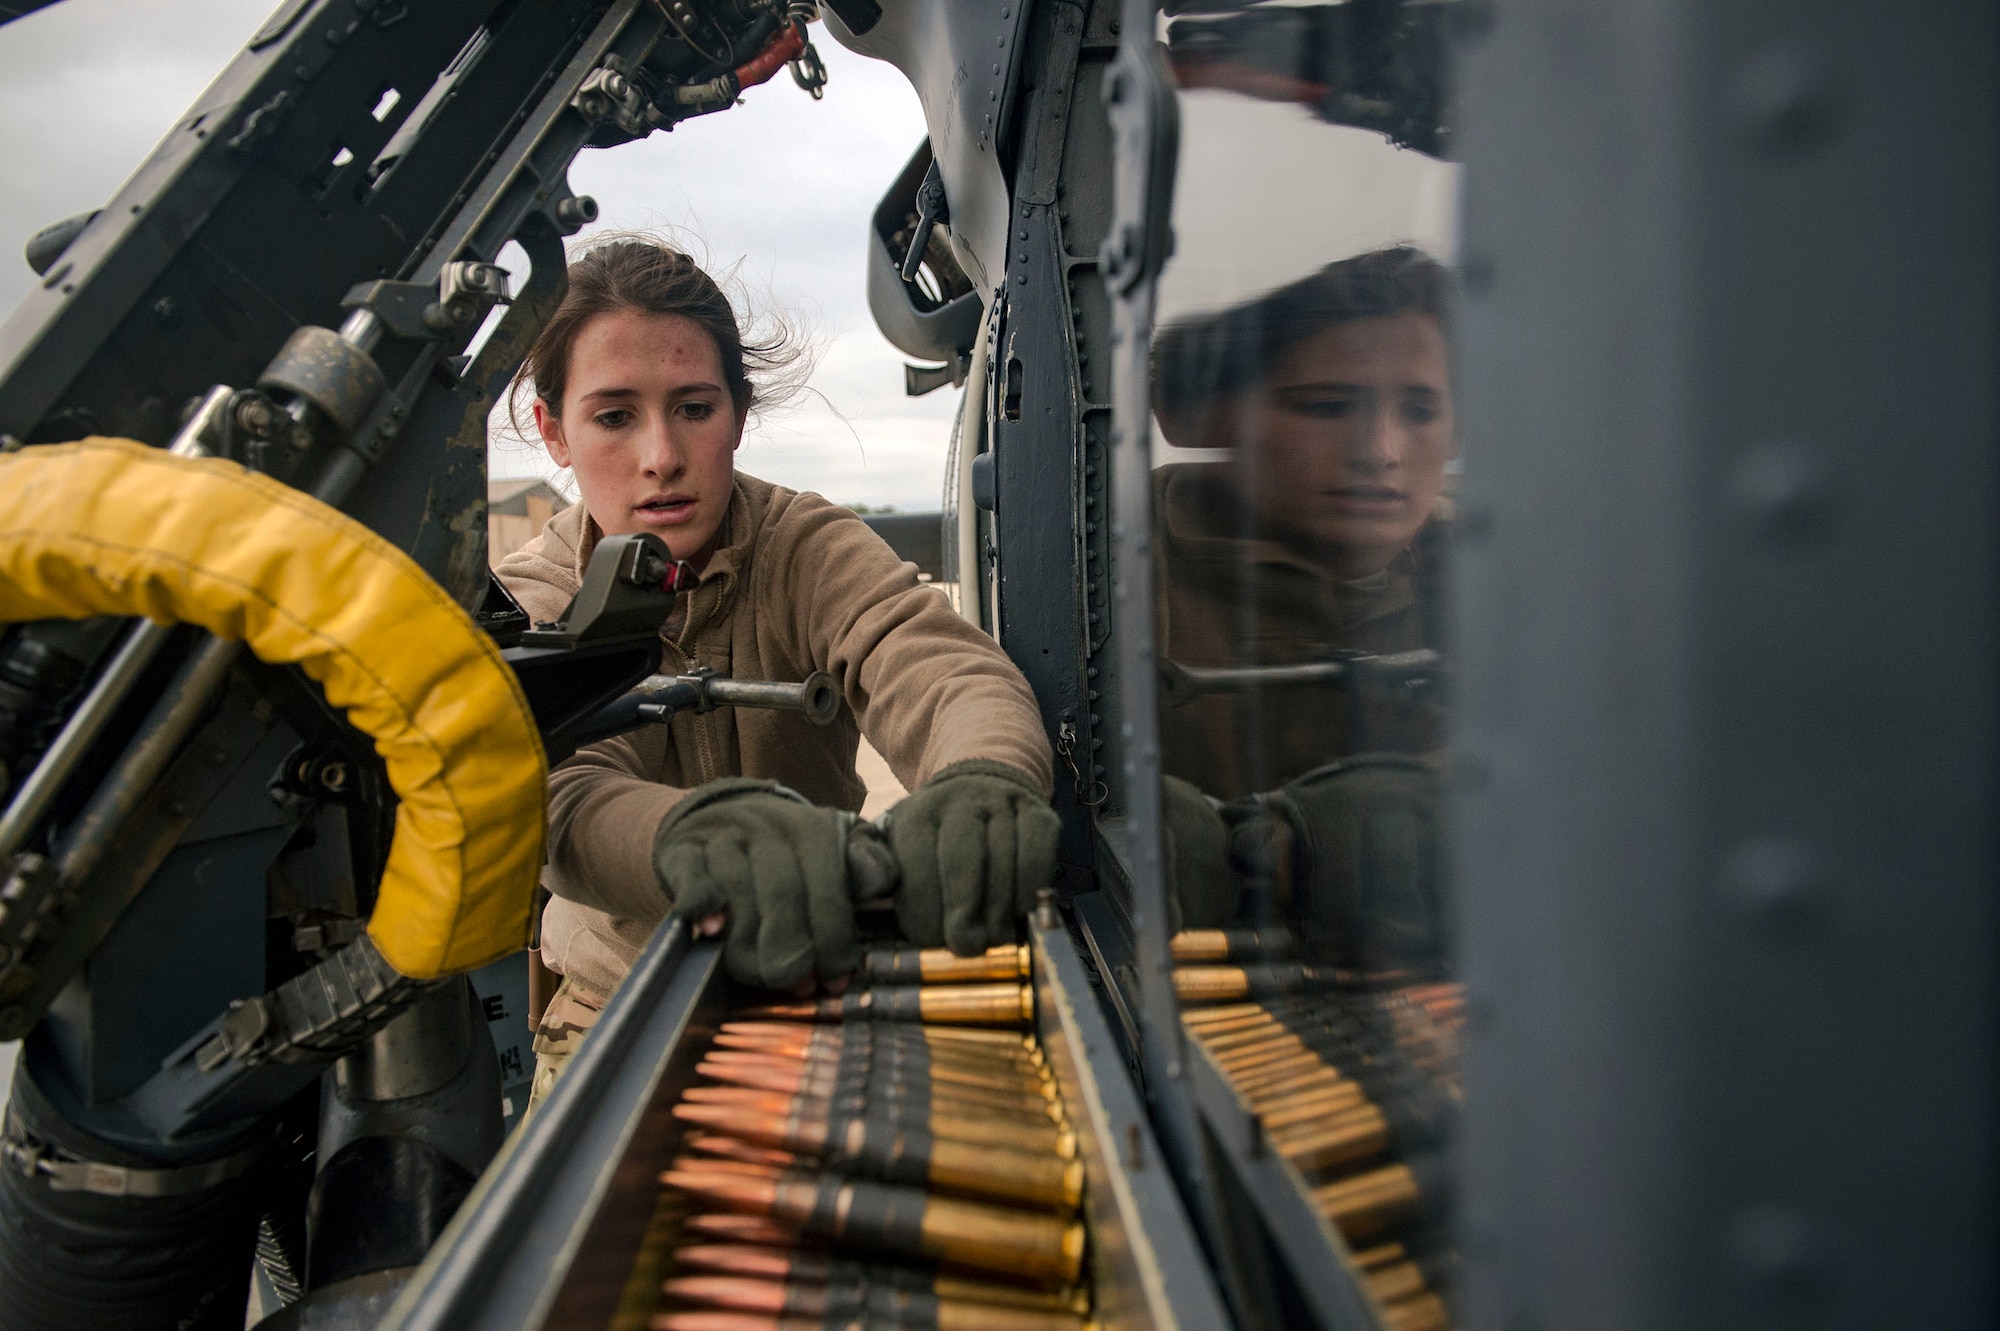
left=193, top=931, right=443, bottom=1071
left=653, top=943, right=1095, bottom=1330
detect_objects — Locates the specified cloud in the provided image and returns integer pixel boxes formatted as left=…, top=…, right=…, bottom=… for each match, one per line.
left=0, top=4, right=957, bottom=513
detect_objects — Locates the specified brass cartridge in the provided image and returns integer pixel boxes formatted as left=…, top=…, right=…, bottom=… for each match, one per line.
left=679, top=1086, right=1078, bottom=1157
left=1310, top=1163, right=1422, bottom=1240
left=860, top=943, right=1032, bottom=985
left=671, top=1103, right=1083, bottom=1212
left=1172, top=964, right=1342, bottom=1004
left=1169, top=927, right=1297, bottom=963
left=743, top=983, right=1035, bottom=1029
left=661, top=1167, right=1086, bottom=1285
left=660, top=1273, right=1085, bottom=1331
left=670, top=1244, right=1090, bottom=1315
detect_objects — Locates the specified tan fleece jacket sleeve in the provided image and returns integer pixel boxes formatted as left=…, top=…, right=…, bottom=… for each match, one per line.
left=764, top=499, right=1054, bottom=795
left=542, top=729, right=685, bottom=919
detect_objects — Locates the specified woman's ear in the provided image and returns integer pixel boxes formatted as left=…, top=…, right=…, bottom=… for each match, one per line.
left=532, top=397, right=572, bottom=469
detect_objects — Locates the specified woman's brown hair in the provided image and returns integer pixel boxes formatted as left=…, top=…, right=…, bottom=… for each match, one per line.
left=1152, top=245, right=1453, bottom=419
left=509, top=236, right=795, bottom=435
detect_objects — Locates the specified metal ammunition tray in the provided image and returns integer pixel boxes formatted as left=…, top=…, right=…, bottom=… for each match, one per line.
left=380, top=913, right=1228, bottom=1331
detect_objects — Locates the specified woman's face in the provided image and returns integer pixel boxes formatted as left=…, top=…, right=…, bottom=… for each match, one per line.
left=1198, top=311, right=1455, bottom=575
left=533, top=309, right=743, bottom=562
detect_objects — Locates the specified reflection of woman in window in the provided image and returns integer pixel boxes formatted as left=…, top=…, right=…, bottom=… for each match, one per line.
left=1150, top=247, right=1452, bottom=964
left=1153, top=245, right=1452, bottom=796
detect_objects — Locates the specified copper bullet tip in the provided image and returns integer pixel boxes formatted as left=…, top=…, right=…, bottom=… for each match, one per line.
left=649, top=1314, right=780, bottom=1331
left=671, top=1244, right=794, bottom=1280
left=682, top=1213, right=803, bottom=1248
left=738, top=1002, right=816, bottom=1021
left=660, top=1170, right=778, bottom=1211
left=663, top=1275, right=789, bottom=1314
left=686, top=1134, right=798, bottom=1170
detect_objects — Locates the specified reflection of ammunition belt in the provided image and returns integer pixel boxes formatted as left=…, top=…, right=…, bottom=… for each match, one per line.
left=1183, top=983, right=1466, bottom=1331
left=1171, top=961, right=1343, bottom=1003
left=1169, top=926, right=1299, bottom=964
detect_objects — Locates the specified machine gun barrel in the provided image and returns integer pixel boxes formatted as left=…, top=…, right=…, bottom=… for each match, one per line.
left=1156, top=649, right=1443, bottom=705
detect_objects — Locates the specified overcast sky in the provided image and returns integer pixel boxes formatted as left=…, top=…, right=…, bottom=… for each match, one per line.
left=0, top=0, right=958, bottom=511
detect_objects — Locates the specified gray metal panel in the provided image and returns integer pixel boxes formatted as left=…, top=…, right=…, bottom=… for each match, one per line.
left=861, top=511, right=946, bottom=580
left=1453, top=4, right=1996, bottom=1328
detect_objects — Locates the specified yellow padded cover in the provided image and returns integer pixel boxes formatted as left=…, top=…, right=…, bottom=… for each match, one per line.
left=0, top=437, right=545, bottom=977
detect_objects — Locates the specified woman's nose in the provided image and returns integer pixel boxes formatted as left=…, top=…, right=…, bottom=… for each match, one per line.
left=1346, top=407, right=1402, bottom=474
left=637, top=415, right=683, bottom=479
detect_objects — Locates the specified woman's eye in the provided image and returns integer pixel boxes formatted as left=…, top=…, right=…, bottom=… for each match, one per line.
left=1401, top=391, right=1442, bottom=426
left=1284, top=394, right=1359, bottom=420
left=681, top=401, right=716, bottom=422
left=593, top=409, right=632, bottom=429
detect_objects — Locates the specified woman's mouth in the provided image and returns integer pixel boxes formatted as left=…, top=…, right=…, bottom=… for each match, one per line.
left=1324, top=486, right=1406, bottom=515
left=635, top=495, right=697, bottom=526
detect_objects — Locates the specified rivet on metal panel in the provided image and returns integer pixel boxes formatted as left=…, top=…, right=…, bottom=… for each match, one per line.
left=1728, top=1205, right=1832, bottom=1308
left=1720, top=836, right=1833, bottom=941
left=1733, top=43, right=1850, bottom=162
left=1726, top=438, right=1834, bottom=549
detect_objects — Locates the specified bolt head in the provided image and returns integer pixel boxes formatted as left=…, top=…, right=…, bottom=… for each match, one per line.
left=1734, top=43, right=1850, bottom=161
left=1720, top=835, right=1833, bottom=941
left=1727, top=439, right=1835, bottom=549
left=1729, top=1205, right=1832, bottom=1309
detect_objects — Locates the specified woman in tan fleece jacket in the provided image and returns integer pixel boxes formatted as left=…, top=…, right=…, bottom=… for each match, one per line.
left=497, top=240, right=1055, bottom=1103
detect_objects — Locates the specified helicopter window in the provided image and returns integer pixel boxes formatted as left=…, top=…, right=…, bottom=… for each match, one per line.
left=1116, top=3, right=1465, bottom=1320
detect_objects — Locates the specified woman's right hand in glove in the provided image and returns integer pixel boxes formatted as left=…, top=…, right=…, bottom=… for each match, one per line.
left=653, top=778, right=865, bottom=990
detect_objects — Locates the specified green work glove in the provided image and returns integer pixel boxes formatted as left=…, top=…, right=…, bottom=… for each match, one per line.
left=655, top=778, right=861, bottom=989
left=882, top=760, right=1061, bottom=955
left=1161, top=775, right=1239, bottom=929
left=1261, top=754, right=1446, bottom=971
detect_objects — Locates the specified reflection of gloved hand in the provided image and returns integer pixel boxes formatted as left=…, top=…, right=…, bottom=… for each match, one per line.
left=1254, top=755, right=1446, bottom=971
left=656, top=778, right=863, bottom=989
left=882, top=760, right=1060, bottom=956
left=1161, top=775, right=1238, bottom=929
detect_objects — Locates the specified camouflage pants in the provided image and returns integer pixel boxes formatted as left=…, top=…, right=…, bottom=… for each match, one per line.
left=525, top=976, right=603, bottom=1117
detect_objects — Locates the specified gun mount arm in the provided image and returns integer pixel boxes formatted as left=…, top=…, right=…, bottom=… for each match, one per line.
left=1156, top=649, right=1446, bottom=706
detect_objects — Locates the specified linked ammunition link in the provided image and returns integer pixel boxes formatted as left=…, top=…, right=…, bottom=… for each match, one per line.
left=193, top=932, right=442, bottom=1072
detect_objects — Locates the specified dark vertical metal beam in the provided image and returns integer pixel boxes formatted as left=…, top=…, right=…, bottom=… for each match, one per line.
left=1455, top=4, right=1997, bottom=1328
